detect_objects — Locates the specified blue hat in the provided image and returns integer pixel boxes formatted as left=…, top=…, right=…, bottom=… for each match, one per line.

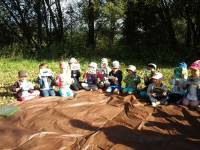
left=177, top=62, right=187, bottom=69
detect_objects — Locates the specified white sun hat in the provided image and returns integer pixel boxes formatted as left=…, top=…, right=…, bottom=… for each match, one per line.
left=101, top=58, right=108, bottom=64
left=127, top=65, right=136, bottom=72
left=148, top=63, right=157, bottom=70
left=69, top=58, right=77, bottom=64
left=89, top=62, right=98, bottom=69
left=151, top=72, right=163, bottom=80
left=112, top=60, right=120, bottom=69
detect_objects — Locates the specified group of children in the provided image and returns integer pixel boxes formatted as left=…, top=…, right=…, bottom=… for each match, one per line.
left=12, top=58, right=200, bottom=108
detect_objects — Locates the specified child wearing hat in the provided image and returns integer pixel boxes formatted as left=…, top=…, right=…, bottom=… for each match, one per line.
left=106, top=60, right=123, bottom=94
left=12, top=70, right=40, bottom=101
left=37, top=63, right=56, bottom=97
left=81, top=62, right=99, bottom=91
left=182, top=60, right=200, bottom=107
left=123, top=65, right=141, bottom=95
left=97, top=58, right=111, bottom=89
left=168, top=62, right=188, bottom=103
left=55, top=62, right=74, bottom=97
left=69, top=58, right=82, bottom=91
left=139, top=63, right=157, bottom=99
left=144, top=63, right=157, bottom=89
left=147, top=72, right=168, bottom=107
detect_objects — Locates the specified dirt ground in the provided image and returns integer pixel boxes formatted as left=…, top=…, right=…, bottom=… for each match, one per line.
left=0, top=91, right=200, bottom=150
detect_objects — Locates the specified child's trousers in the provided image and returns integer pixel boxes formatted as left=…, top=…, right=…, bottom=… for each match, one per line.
left=58, top=88, right=74, bottom=97
left=19, top=90, right=40, bottom=101
left=41, top=89, right=56, bottom=97
left=123, top=87, right=137, bottom=94
left=106, top=85, right=121, bottom=94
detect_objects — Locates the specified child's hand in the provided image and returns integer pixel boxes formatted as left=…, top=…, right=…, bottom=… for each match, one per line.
left=16, top=88, right=21, bottom=92
left=151, top=93, right=157, bottom=97
left=113, top=77, right=118, bottom=81
left=162, top=92, right=167, bottom=96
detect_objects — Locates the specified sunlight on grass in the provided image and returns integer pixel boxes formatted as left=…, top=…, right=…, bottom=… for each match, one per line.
left=0, top=58, right=174, bottom=105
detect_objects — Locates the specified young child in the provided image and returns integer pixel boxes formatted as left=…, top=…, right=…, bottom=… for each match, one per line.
left=168, top=62, right=188, bottom=103
left=144, top=63, right=157, bottom=89
left=106, top=60, right=123, bottom=94
left=69, top=58, right=82, bottom=91
left=56, top=62, right=74, bottom=97
left=12, top=70, right=40, bottom=101
left=147, top=72, right=168, bottom=107
left=182, top=60, right=200, bottom=107
left=81, top=62, right=99, bottom=91
left=37, top=63, right=56, bottom=97
left=97, top=58, right=111, bottom=89
left=123, top=65, right=141, bottom=95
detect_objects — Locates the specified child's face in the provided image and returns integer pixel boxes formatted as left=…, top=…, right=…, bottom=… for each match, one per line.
left=112, top=68, right=118, bottom=72
left=19, top=76, right=27, bottom=81
left=40, top=66, right=46, bottom=70
left=127, top=70, right=133, bottom=75
left=147, top=66, right=155, bottom=71
left=101, top=63, right=107, bottom=68
left=190, top=69, right=200, bottom=78
left=88, top=66, right=96, bottom=74
left=152, top=78, right=161, bottom=86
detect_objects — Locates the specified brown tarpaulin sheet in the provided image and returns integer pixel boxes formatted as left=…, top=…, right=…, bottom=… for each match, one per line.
left=0, top=91, right=200, bottom=150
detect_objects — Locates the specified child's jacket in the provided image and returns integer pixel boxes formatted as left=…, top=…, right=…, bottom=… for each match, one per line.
left=185, top=77, right=200, bottom=100
left=56, top=73, right=72, bottom=89
left=171, top=78, right=187, bottom=95
left=144, top=69, right=155, bottom=86
left=147, top=83, right=168, bottom=99
left=83, top=73, right=98, bottom=85
left=38, top=76, right=54, bottom=90
left=71, top=70, right=81, bottom=81
left=109, top=70, right=123, bottom=86
left=12, top=80, right=34, bottom=98
left=124, top=74, right=141, bottom=89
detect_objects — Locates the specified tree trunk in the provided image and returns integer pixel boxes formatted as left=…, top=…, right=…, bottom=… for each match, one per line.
left=55, top=0, right=64, bottom=42
left=34, top=0, right=43, bottom=45
left=124, top=0, right=136, bottom=47
left=87, top=0, right=95, bottom=49
left=159, top=0, right=177, bottom=48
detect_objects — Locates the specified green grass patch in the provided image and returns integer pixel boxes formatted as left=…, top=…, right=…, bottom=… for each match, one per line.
left=0, top=58, right=174, bottom=105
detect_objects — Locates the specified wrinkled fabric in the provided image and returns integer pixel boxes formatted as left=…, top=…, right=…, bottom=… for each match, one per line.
left=0, top=91, right=199, bottom=150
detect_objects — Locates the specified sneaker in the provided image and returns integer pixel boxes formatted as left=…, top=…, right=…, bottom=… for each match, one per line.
left=197, top=105, right=200, bottom=111
left=106, top=87, right=112, bottom=93
left=152, top=101, right=160, bottom=107
left=152, top=102, right=157, bottom=107
left=113, top=89, right=120, bottom=95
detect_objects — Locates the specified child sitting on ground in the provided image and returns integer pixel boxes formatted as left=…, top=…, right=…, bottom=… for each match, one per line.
left=168, top=62, right=188, bottom=103
left=37, top=63, right=56, bottom=97
left=144, top=63, right=157, bottom=89
left=69, top=58, right=82, bottom=91
left=182, top=60, right=200, bottom=107
left=106, top=60, right=123, bottom=94
left=81, top=62, right=99, bottom=91
left=147, top=72, right=168, bottom=107
left=123, top=65, right=141, bottom=95
left=56, top=62, right=74, bottom=97
left=12, top=70, right=40, bottom=101
left=98, top=58, right=111, bottom=89
left=139, top=63, right=157, bottom=99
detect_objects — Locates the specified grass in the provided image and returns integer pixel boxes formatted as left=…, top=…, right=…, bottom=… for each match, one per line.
left=0, top=58, right=174, bottom=105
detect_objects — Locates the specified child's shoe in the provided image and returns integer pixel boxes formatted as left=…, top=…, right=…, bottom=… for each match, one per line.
left=152, top=101, right=160, bottom=107
left=106, top=87, right=112, bottom=93
left=113, top=89, right=120, bottom=95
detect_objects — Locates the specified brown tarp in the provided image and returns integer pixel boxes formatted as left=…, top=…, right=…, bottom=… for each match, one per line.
left=0, top=91, right=200, bottom=150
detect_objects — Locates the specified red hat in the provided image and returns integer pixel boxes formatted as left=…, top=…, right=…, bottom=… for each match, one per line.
left=190, top=60, right=200, bottom=70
